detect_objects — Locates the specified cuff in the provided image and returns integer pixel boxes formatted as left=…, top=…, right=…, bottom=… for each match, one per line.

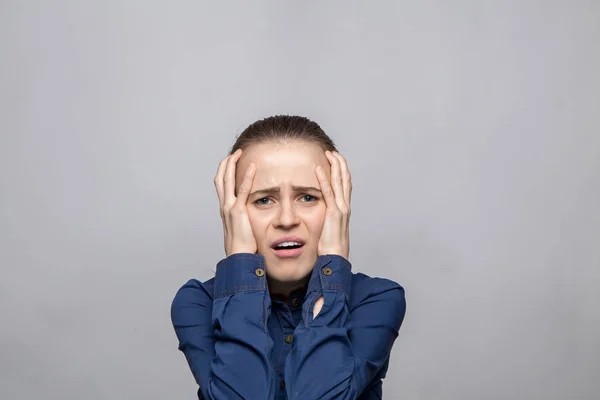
left=306, top=255, right=352, bottom=301
left=214, top=253, right=268, bottom=299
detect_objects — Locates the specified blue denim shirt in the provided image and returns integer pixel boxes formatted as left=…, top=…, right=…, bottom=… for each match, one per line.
left=171, top=254, right=406, bottom=399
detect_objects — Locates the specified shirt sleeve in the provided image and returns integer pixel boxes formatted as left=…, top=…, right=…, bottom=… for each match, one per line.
left=170, top=253, right=277, bottom=400
left=284, top=255, right=406, bottom=399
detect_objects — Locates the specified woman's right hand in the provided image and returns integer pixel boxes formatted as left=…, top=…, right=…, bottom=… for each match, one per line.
left=214, top=149, right=258, bottom=256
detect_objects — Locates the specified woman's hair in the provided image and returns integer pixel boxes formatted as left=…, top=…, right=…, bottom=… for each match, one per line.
left=229, top=115, right=337, bottom=155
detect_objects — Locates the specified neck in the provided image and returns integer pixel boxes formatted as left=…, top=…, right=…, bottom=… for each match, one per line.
left=267, top=275, right=310, bottom=300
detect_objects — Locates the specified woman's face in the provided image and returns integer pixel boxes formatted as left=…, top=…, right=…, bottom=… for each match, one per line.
left=236, top=140, right=331, bottom=285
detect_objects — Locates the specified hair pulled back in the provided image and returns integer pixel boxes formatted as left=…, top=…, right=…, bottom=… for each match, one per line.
left=230, top=115, right=337, bottom=155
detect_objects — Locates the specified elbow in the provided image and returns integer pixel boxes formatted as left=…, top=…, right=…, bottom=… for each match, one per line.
left=388, top=284, right=406, bottom=332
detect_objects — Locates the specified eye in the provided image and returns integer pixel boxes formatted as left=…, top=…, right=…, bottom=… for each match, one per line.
left=254, top=197, right=273, bottom=206
left=300, top=195, right=317, bottom=202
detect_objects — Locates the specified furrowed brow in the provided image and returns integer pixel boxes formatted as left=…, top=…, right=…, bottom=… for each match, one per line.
left=249, top=186, right=321, bottom=196
left=292, top=186, right=321, bottom=193
left=249, top=187, right=280, bottom=197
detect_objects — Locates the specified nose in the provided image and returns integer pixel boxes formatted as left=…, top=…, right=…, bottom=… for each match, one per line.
left=273, top=199, right=300, bottom=229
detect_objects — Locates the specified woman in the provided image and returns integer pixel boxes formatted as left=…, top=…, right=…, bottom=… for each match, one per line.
left=171, top=115, right=406, bottom=399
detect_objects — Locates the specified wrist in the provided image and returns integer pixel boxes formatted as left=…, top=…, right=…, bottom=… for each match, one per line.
left=318, top=249, right=348, bottom=259
left=227, top=246, right=257, bottom=256
left=227, top=251, right=257, bottom=257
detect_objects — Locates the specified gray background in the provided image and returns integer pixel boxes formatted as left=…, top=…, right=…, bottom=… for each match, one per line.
left=1, top=1, right=599, bottom=399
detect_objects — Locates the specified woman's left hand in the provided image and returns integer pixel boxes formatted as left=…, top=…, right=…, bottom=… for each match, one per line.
left=314, top=151, right=352, bottom=319
left=316, top=150, right=352, bottom=261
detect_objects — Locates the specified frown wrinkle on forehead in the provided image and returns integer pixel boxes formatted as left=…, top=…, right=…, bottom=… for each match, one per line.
left=235, top=140, right=330, bottom=191
left=250, top=185, right=322, bottom=197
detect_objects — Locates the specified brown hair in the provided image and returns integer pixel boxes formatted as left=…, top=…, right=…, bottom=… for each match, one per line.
left=229, top=115, right=337, bottom=155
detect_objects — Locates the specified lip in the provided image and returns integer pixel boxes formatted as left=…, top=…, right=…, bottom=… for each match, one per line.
left=270, top=236, right=306, bottom=259
left=272, top=246, right=305, bottom=258
left=270, top=236, right=306, bottom=248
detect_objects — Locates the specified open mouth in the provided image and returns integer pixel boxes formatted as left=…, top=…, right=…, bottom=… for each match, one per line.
left=271, top=238, right=306, bottom=258
left=273, top=242, right=304, bottom=250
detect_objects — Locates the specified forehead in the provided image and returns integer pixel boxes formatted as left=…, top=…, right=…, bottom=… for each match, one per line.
left=236, top=141, right=330, bottom=189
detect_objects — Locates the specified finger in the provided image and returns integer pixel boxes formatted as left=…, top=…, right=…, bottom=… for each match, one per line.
left=316, top=165, right=337, bottom=210
left=235, top=163, right=256, bottom=206
left=224, top=149, right=242, bottom=205
left=332, top=151, right=352, bottom=206
left=325, top=151, right=345, bottom=211
left=214, top=155, right=230, bottom=208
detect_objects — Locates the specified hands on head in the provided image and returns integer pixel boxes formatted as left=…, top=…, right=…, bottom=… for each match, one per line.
left=316, top=150, right=352, bottom=260
left=213, top=149, right=258, bottom=256
left=214, top=146, right=352, bottom=312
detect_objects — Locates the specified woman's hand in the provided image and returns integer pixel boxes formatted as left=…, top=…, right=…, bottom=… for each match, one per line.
left=214, top=149, right=258, bottom=256
left=316, top=151, right=352, bottom=260
left=313, top=151, right=352, bottom=319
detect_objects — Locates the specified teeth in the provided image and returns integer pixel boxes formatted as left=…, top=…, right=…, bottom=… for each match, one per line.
left=276, top=241, right=301, bottom=248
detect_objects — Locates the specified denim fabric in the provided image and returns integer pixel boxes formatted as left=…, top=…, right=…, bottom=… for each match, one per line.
left=171, top=254, right=406, bottom=399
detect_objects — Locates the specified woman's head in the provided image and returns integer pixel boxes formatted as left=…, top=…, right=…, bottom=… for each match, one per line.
left=233, top=116, right=337, bottom=290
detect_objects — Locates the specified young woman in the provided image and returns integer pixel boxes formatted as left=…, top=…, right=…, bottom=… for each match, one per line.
left=171, top=115, right=406, bottom=399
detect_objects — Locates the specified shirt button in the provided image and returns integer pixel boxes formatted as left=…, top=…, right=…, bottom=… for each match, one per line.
left=280, top=380, right=286, bottom=391
left=322, top=267, right=333, bottom=276
left=292, top=298, right=300, bottom=308
left=255, top=268, right=265, bottom=277
left=285, top=334, right=293, bottom=344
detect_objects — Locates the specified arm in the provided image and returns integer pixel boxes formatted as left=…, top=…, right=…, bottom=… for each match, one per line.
left=284, top=255, right=406, bottom=399
left=171, top=253, right=277, bottom=399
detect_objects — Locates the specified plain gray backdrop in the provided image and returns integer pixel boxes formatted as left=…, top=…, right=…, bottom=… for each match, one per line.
left=1, top=1, right=599, bottom=399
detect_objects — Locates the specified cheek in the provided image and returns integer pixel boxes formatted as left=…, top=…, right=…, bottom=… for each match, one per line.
left=247, top=208, right=269, bottom=240
left=303, top=205, right=327, bottom=235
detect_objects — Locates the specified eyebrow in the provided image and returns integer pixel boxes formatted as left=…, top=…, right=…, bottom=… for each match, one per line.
left=250, top=186, right=321, bottom=197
